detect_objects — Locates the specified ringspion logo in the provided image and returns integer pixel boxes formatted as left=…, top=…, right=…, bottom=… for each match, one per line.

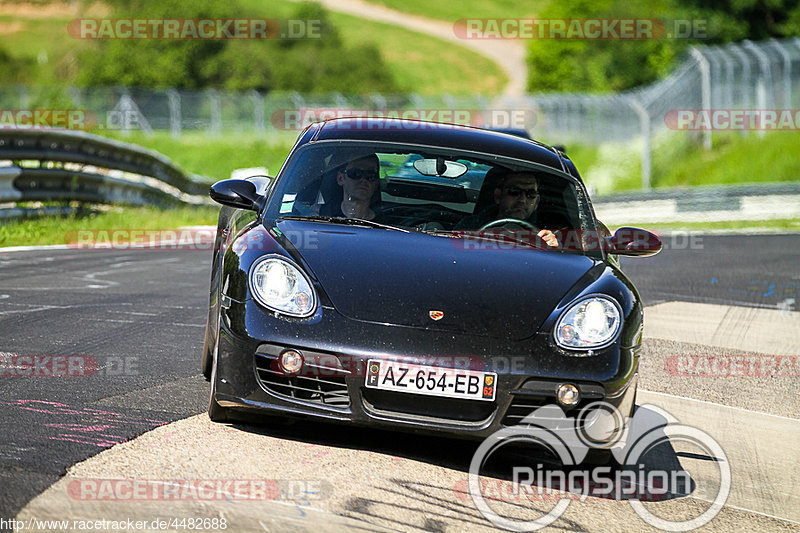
left=469, top=402, right=730, bottom=531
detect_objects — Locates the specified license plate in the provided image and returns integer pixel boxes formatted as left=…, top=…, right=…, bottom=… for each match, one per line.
left=364, top=360, right=496, bottom=401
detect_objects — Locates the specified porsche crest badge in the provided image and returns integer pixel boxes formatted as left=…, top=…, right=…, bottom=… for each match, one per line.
left=429, top=310, right=444, bottom=321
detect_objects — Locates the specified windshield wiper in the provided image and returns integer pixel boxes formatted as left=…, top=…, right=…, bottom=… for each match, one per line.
left=278, top=215, right=410, bottom=232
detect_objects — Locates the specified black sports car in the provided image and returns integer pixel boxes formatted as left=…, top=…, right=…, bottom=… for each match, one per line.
left=202, top=118, right=660, bottom=456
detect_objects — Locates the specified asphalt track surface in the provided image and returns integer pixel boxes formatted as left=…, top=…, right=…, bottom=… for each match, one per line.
left=1, top=233, right=798, bottom=531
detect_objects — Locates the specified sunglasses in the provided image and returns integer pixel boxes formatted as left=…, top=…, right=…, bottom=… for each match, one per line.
left=343, top=168, right=379, bottom=182
left=503, top=186, right=538, bottom=199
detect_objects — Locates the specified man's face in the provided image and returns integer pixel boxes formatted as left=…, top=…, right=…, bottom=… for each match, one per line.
left=337, top=156, right=379, bottom=202
left=494, top=174, right=539, bottom=220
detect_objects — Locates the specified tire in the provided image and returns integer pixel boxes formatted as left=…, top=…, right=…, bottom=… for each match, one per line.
left=208, top=345, right=230, bottom=423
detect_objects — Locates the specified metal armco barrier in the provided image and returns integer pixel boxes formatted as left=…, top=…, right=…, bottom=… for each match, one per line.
left=0, top=129, right=211, bottom=217
left=593, top=183, right=800, bottom=225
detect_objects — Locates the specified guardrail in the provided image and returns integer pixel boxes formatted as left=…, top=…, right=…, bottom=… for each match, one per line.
left=593, top=183, right=800, bottom=225
left=0, top=129, right=211, bottom=217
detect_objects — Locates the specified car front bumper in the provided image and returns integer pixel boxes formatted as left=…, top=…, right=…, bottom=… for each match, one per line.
left=213, top=299, right=639, bottom=445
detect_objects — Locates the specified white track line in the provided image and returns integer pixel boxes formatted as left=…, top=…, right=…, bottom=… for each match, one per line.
left=640, top=389, right=800, bottom=422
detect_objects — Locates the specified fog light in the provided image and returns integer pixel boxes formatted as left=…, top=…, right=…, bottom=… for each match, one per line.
left=556, top=383, right=580, bottom=406
left=279, top=349, right=304, bottom=375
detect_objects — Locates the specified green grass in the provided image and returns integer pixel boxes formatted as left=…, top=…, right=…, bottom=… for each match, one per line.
left=576, top=130, right=800, bottom=195
left=327, top=11, right=506, bottom=94
left=363, top=0, right=545, bottom=22
left=0, top=14, right=73, bottom=85
left=0, top=206, right=221, bottom=248
left=652, top=130, right=800, bottom=188
left=100, top=131, right=295, bottom=180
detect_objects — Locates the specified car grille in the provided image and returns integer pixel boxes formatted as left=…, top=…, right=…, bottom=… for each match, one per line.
left=254, top=345, right=351, bottom=408
left=361, top=388, right=496, bottom=423
left=501, top=396, right=596, bottom=425
left=502, top=396, right=551, bottom=426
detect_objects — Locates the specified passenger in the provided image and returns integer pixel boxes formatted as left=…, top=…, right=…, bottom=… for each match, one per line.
left=455, top=170, right=559, bottom=247
left=321, top=154, right=382, bottom=220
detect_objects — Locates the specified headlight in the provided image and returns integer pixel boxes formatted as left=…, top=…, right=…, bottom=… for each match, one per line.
left=249, top=256, right=317, bottom=317
left=555, top=296, right=621, bottom=350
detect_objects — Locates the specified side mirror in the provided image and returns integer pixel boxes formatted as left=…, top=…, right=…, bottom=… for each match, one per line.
left=209, top=177, right=270, bottom=211
left=607, top=227, right=662, bottom=257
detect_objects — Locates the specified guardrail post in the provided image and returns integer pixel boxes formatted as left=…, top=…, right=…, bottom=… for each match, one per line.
left=690, top=47, right=712, bottom=150
left=744, top=40, right=774, bottom=138
left=716, top=46, right=736, bottom=109
left=729, top=43, right=752, bottom=136
left=249, top=90, right=265, bottom=135
left=332, top=92, right=348, bottom=109
left=768, top=39, right=792, bottom=108
left=110, top=93, right=153, bottom=137
left=0, top=166, right=23, bottom=203
left=289, top=91, right=305, bottom=111
left=207, top=89, right=221, bottom=137
left=370, top=93, right=387, bottom=111
left=167, top=89, right=181, bottom=139
left=628, top=97, right=651, bottom=190
left=16, top=84, right=28, bottom=109
left=68, top=86, right=82, bottom=108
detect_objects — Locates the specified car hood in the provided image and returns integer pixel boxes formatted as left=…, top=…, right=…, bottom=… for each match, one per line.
left=275, top=220, right=598, bottom=340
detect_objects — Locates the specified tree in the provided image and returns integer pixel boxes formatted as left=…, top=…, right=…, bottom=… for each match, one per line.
left=77, top=0, right=398, bottom=93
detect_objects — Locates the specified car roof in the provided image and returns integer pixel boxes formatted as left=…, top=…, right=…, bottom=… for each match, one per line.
left=298, top=118, right=578, bottom=179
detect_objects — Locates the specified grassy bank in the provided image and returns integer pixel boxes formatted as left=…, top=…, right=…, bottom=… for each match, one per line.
left=0, top=0, right=506, bottom=95
left=0, top=206, right=220, bottom=248
left=99, top=131, right=295, bottom=180
left=569, top=130, right=800, bottom=195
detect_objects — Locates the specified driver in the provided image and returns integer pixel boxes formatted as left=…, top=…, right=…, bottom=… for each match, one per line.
left=455, top=171, right=559, bottom=247
left=320, top=153, right=383, bottom=220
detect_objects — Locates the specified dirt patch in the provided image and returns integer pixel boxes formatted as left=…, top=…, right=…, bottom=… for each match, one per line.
left=0, top=1, right=108, bottom=18
left=0, top=20, right=22, bottom=33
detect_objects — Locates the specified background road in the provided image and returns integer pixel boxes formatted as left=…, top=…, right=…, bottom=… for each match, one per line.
left=1, top=233, right=798, bottom=530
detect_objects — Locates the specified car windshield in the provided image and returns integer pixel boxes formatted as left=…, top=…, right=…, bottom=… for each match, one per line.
left=265, top=141, right=601, bottom=256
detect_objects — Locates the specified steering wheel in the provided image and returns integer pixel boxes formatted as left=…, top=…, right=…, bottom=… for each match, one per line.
left=479, top=218, right=538, bottom=231
left=477, top=218, right=550, bottom=248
